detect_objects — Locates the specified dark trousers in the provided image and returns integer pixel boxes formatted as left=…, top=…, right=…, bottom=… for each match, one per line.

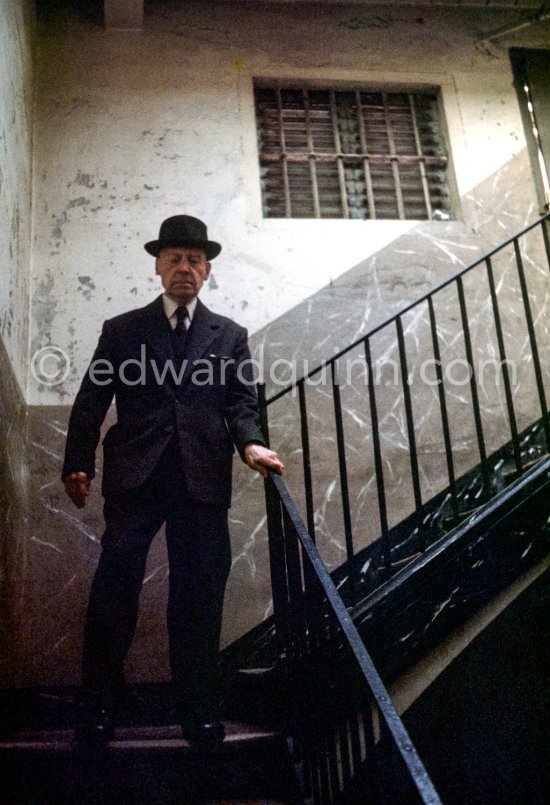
left=82, top=438, right=231, bottom=721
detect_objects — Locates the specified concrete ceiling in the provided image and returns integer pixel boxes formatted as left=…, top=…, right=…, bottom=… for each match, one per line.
left=103, top=0, right=548, bottom=30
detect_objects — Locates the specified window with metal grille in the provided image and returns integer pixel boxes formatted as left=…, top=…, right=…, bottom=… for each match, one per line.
left=254, top=85, right=452, bottom=220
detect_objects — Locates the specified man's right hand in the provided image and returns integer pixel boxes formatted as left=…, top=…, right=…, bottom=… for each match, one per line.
left=64, top=472, right=91, bottom=509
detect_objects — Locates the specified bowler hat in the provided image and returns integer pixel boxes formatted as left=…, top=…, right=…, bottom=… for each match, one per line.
left=144, top=215, right=222, bottom=260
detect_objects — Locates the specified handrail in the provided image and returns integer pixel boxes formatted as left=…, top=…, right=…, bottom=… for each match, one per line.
left=266, top=470, right=442, bottom=803
left=265, top=211, right=550, bottom=404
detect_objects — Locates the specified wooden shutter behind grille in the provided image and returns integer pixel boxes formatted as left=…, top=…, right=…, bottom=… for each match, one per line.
left=255, top=85, right=451, bottom=220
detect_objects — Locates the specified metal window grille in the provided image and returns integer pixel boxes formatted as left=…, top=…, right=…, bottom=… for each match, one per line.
left=254, top=85, right=452, bottom=220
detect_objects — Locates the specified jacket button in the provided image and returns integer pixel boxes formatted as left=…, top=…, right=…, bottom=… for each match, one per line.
left=164, top=425, right=174, bottom=433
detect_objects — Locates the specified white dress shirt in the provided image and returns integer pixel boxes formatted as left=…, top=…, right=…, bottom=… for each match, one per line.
left=162, top=294, right=198, bottom=330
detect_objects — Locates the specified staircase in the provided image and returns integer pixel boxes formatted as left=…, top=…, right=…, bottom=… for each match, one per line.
left=251, top=211, right=550, bottom=801
left=2, top=214, right=550, bottom=804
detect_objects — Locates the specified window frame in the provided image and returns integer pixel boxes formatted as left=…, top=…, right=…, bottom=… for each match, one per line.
left=253, top=79, right=455, bottom=222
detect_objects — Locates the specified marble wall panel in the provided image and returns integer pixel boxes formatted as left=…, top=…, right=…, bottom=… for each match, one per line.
left=0, top=338, right=28, bottom=687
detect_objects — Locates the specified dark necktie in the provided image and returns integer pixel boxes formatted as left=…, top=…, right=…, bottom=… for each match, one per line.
left=171, top=306, right=189, bottom=368
left=175, top=306, right=188, bottom=334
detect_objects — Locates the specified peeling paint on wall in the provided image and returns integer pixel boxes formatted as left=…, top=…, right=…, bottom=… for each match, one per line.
left=76, top=275, right=96, bottom=300
left=51, top=212, right=68, bottom=241
left=31, top=271, right=57, bottom=355
left=0, top=0, right=34, bottom=396
left=67, top=197, right=90, bottom=209
left=74, top=170, right=95, bottom=188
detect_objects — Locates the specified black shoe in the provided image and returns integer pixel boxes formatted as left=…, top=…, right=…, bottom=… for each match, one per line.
left=75, top=708, right=114, bottom=747
left=181, top=720, right=225, bottom=747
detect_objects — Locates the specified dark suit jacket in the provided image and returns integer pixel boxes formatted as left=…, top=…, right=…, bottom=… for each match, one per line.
left=62, top=295, right=265, bottom=507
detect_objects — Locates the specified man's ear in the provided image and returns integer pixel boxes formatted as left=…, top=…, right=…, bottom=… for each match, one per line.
left=155, top=258, right=160, bottom=275
left=205, top=262, right=212, bottom=279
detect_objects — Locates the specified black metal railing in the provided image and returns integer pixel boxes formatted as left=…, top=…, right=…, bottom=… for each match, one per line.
left=264, top=471, right=442, bottom=804
left=258, top=212, right=550, bottom=604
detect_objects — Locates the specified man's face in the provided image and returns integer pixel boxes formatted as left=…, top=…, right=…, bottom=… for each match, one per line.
left=155, top=247, right=211, bottom=304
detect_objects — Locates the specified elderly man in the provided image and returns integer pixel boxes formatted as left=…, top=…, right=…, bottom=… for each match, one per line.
left=62, top=215, right=283, bottom=745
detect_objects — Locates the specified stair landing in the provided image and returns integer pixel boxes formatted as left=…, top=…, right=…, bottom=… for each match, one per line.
left=0, top=722, right=302, bottom=804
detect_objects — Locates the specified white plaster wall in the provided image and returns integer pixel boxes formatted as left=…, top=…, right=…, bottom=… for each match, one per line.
left=0, top=0, right=35, bottom=394
left=29, top=1, right=549, bottom=404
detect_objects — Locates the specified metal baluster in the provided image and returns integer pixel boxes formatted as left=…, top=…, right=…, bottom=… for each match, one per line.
left=282, top=507, right=308, bottom=662
left=317, top=736, right=332, bottom=804
left=303, top=551, right=326, bottom=657
left=349, top=702, right=363, bottom=785
left=258, top=385, right=292, bottom=656
left=271, top=490, right=293, bottom=660
left=298, top=671, right=320, bottom=803
left=485, top=257, right=522, bottom=474
left=308, top=753, right=323, bottom=803
left=326, top=727, right=341, bottom=802
left=364, top=338, right=391, bottom=572
left=322, top=615, right=342, bottom=801
left=337, top=716, right=353, bottom=796
left=513, top=238, right=550, bottom=451
left=305, top=751, right=321, bottom=805
left=309, top=588, right=330, bottom=688
left=428, top=296, right=459, bottom=517
left=395, top=316, right=423, bottom=513
left=360, top=694, right=379, bottom=801
left=257, top=381, right=270, bottom=447
left=456, top=277, right=490, bottom=490
left=332, top=361, right=357, bottom=605
left=321, top=583, right=337, bottom=663
left=298, top=380, right=316, bottom=539
left=298, top=538, right=321, bottom=661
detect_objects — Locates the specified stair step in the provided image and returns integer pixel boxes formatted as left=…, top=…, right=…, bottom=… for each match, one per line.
left=0, top=722, right=280, bottom=751
left=441, top=506, right=483, bottom=530
left=376, top=551, right=422, bottom=572
left=0, top=722, right=302, bottom=804
left=502, top=454, right=547, bottom=484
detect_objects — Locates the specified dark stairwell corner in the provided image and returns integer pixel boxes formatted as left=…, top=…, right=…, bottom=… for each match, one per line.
left=400, top=566, right=550, bottom=805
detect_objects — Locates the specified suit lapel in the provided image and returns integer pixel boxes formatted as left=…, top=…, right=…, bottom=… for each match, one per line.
left=179, top=298, right=219, bottom=389
left=139, top=295, right=178, bottom=397
left=142, top=295, right=173, bottom=363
